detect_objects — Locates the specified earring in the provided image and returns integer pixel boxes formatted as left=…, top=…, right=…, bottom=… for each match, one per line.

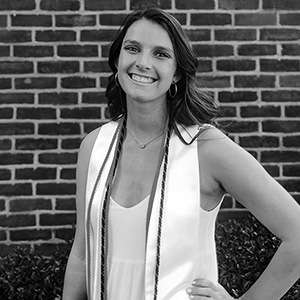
left=168, top=81, right=177, bottom=98
left=115, top=72, right=120, bottom=87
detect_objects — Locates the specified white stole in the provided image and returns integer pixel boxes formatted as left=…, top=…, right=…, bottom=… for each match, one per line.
left=85, top=120, right=219, bottom=300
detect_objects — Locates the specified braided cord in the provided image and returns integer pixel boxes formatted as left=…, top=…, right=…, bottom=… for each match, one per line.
left=86, top=118, right=124, bottom=300
left=100, top=117, right=126, bottom=300
left=153, top=123, right=172, bottom=300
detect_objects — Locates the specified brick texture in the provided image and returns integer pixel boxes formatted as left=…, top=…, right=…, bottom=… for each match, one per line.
left=0, top=0, right=299, bottom=251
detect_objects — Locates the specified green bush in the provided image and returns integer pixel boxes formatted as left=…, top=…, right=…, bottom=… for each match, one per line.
left=0, top=215, right=299, bottom=299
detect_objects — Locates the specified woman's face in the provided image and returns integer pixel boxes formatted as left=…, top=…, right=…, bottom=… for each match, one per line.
left=116, top=18, right=178, bottom=106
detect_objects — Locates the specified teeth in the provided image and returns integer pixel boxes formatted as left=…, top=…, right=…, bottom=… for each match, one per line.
left=131, top=74, right=154, bottom=84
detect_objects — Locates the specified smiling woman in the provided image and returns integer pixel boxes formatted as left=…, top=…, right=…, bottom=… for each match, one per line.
left=62, top=5, right=300, bottom=300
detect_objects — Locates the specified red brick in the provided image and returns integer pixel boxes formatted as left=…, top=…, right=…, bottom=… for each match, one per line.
left=0, top=139, right=11, bottom=150
left=0, top=214, right=35, bottom=227
left=0, top=0, right=35, bottom=10
left=84, top=122, right=104, bottom=134
left=15, top=77, right=57, bottom=89
left=58, top=45, right=98, bottom=57
left=191, top=13, right=231, bottom=26
left=217, top=59, right=255, bottom=71
left=263, top=0, right=300, bottom=10
left=220, top=106, right=236, bottom=117
left=240, top=136, right=279, bottom=148
left=0, top=16, right=7, bottom=27
left=0, top=200, right=6, bottom=211
left=197, top=60, right=213, bottom=73
left=39, top=153, right=77, bottom=165
left=80, top=29, right=118, bottom=42
left=38, top=61, right=80, bottom=74
left=215, top=29, right=256, bottom=41
left=11, top=15, right=52, bottom=27
left=237, top=43, right=276, bottom=57
left=14, top=46, right=54, bottom=57
left=219, top=0, right=259, bottom=9
left=85, top=0, right=125, bottom=10
left=39, top=92, right=78, bottom=105
left=61, top=138, right=81, bottom=150
left=283, top=136, right=300, bottom=147
left=260, top=29, right=300, bottom=41
left=36, top=30, right=76, bottom=42
left=282, top=44, right=300, bottom=56
left=186, top=30, right=211, bottom=41
left=55, top=228, right=74, bottom=240
left=38, top=123, right=80, bottom=135
left=235, top=75, right=275, bottom=88
left=278, top=180, right=300, bottom=193
left=200, top=76, right=231, bottom=88
left=261, top=59, right=300, bottom=72
left=0, top=123, right=34, bottom=135
left=0, top=61, right=33, bottom=74
left=235, top=13, right=276, bottom=26
left=262, top=90, right=300, bottom=102
left=60, top=168, right=76, bottom=180
left=61, top=76, right=96, bottom=89
left=280, top=13, right=300, bottom=26
left=16, top=138, right=58, bottom=150
left=40, top=0, right=80, bottom=11
left=34, top=243, right=70, bottom=256
left=176, top=0, right=215, bottom=9
left=262, top=120, right=300, bottom=133
left=0, top=46, right=9, bottom=57
left=283, top=165, right=300, bottom=177
left=280, top=75, right=300, bottom=88
left=0, top=169, right=11, bottom=180
left=55, top=198, right=76, bottom=210
left=0, top=107, right=13, bottom=119
left=61, top=107, right=101, bottom=119
left=84, top=61, right=111, bottom=73
left=10, top=198, right=52, bottom=212
left=17, top=107, right=56, bottom=119
left=0, top=153, right=33, bottom=165
left=82, top=92, right=106, bottom=104
left=0, top=78, right=11, bottom=89
left=0, top=230, right=7, bottom=241
left=10, top=229, right=51, bottom=241
left=0, top=184, right=32, bottom=196
left=194, top=45, right=234, bottom=57
left=56, top=14, right=96, bottom=27
left=220, top=121, right=258, bottom=133
left=100, top=14, right=128, bottom=26
left=0, top=93, right=33, bottom=103
left=240, top=105, right=281, bottom=118
left=285, top=106, right=300, bottom=118
left=37, top=183, right=76, bottom=196
left=40, top=213, right=76, bottom=225
left=15, top=168, right=56, bottom=180
left=0, top=30, right=31, bottom=43
left=263, top=165, right=280, bottom=177
left=262, top=151, right=300, bottom=163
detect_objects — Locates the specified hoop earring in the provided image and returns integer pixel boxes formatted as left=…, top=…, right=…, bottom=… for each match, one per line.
left=168, top=82, right=177, bottom=98
left=115, top=72, right=120, bottom=87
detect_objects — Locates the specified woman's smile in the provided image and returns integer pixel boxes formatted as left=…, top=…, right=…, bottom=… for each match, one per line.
left=129, top=73, right=157, bottom=84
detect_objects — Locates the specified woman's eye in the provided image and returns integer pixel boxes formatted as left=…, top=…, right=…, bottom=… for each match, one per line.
left=124, top=46, right=139, bottom=53
left=156, top=52, right=170, bottom=58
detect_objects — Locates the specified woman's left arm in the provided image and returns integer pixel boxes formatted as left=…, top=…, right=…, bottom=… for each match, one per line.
left=188, top=132, right=300, bottom=300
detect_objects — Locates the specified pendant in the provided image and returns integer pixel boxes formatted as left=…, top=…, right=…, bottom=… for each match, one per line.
left=139, top=144, right=146, bottom=149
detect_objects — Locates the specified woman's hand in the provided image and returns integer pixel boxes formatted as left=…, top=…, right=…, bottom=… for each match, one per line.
left=186, top=279, right=236, bottom=300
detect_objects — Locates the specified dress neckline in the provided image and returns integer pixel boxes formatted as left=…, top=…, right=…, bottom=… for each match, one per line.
left=110, top=195, right=150, bottom=210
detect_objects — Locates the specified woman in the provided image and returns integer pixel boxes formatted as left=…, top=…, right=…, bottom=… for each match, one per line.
left=62, top=6, right=300, bottom=300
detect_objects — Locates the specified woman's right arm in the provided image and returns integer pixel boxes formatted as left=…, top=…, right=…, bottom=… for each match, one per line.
left=62, top=128, right=100, bottom=300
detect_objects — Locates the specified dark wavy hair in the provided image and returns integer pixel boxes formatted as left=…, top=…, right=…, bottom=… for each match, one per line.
left=106, top=6, right=220, bottom=134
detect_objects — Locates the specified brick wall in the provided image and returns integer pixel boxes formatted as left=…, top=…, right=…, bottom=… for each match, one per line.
left=0, top=0, right=299, bottom=253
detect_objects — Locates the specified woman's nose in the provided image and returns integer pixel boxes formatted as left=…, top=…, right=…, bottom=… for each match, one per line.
left=135, top=53, right=152, bottom=70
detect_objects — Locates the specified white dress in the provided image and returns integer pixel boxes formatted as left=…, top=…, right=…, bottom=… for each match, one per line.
left=107, top=196, right=150, bottom=300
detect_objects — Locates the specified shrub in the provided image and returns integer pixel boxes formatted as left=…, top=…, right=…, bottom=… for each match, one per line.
left=0, top=215, right=299, bottom=299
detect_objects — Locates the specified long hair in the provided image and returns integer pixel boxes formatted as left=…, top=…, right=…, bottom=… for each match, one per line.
left=106, top=6, right=220, bottom=130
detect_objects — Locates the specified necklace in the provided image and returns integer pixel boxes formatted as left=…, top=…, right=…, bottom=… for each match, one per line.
left=127, top=129, right=164, bottom=149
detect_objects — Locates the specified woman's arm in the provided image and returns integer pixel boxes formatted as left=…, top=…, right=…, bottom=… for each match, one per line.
left=62, top=128, right=100, bottom=300
left=208, top=130, right=300, bottom=299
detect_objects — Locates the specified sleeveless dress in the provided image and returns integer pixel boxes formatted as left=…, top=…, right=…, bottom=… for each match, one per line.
left=107, top=196, right=149, bottom=300
left=85, top=121, right=223, bottom=300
